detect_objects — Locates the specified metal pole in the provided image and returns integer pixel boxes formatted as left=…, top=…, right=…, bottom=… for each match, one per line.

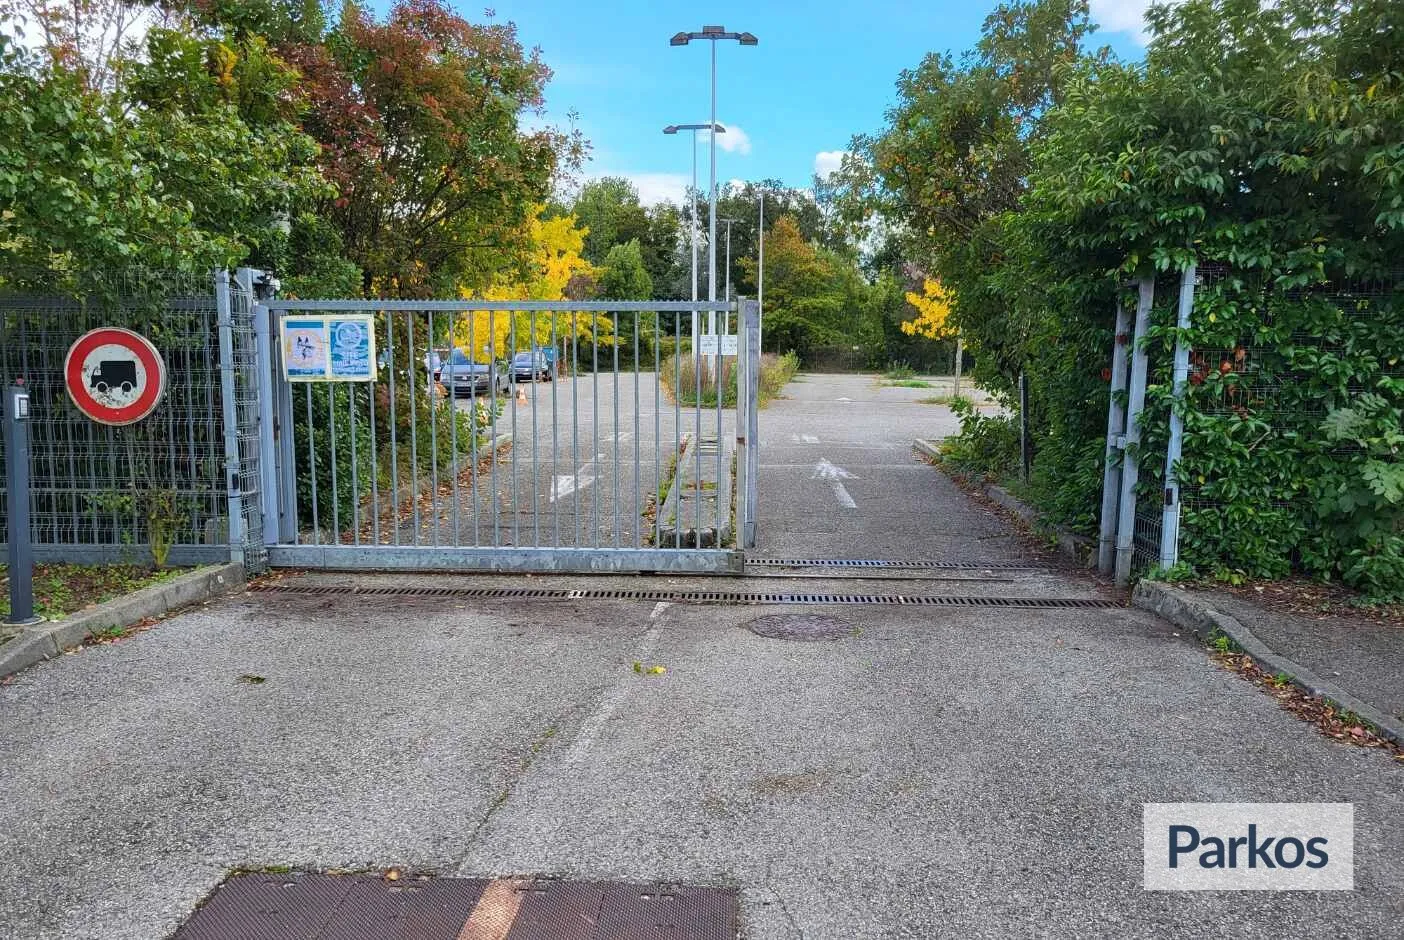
left=1160, top=263, right=1197, bottom=570
left=1114, top=277, right=1156, bottom=586
left=953, top=336, right=964, bottom=398
left=708, top=39, right=718, bottom=334
left=215, top=270, right=246, bottom=567
left=757, top=194, right=765, bottom=354
left=4, top=382, right=38, bottom=625
left=1097, top=295, right=1133, bottom=575
left=691, top=129, right=699, bottom=346
left=724, top=220, right=733, bottom=303
left=741, top=299, right=760, bottom=549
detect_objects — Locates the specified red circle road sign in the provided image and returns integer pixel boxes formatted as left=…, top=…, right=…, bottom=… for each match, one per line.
left=63, top=328, right=168, bottom=425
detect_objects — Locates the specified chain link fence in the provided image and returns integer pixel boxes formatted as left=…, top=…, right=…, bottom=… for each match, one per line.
left=0, top=271, right=261, bottom=569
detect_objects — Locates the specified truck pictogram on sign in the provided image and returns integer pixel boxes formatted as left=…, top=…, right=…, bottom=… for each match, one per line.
left=64, top=328, right=168, bottom=426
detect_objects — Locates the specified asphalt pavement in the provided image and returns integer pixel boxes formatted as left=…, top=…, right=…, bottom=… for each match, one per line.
left=0, top=372, right=1399, bottom=940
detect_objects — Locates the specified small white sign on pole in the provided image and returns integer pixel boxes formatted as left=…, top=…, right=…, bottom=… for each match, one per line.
left=698, top=334, right=738, bottom=356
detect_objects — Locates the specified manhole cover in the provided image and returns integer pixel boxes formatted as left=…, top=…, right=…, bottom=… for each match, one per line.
left=745, top=613, right=851, bottom=641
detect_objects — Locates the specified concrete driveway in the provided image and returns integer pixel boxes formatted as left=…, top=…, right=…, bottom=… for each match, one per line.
left=0, top=372, right=1399, bottom=939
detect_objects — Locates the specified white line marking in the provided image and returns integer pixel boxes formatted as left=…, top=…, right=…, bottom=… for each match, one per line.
left=650, top=601, right=671, bottom=620
left=550, top=474, right=595, bottom=502
left=812, top=458, right=859, bottom=508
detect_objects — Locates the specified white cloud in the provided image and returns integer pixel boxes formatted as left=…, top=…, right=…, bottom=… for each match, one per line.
left=584, top=172, right=692, bottom=207
left=703, top=124, right=752, bottom=156
left=1090, top=0, right=1176, bottom=44
left=814, top=150, right=849, bottom=179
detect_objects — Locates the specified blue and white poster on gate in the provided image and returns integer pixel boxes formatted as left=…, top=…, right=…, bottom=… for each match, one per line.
left=280, top=315, right=376, bottom=382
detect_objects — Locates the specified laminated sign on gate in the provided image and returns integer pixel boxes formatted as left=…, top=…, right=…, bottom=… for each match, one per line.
left=281, top=315, right=376, bottom=381
left=697, top=333, right=738, bottom=356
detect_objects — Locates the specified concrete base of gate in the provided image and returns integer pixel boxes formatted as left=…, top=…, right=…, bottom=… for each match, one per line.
left=655, top=433, right=734, bottom=549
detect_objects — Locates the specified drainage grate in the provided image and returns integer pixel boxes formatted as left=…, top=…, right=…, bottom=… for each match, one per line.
left=746, top=557, right=1043, bottom=571
left=250, top=582, right=1119, bottom=610
left=174, top=873, right=739, bottom=940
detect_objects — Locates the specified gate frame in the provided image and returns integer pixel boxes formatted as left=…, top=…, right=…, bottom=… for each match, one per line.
left=253, top=296, right=752, bottom=575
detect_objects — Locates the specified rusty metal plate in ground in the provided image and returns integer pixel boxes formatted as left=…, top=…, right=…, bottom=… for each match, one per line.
left=745, top=613, right=851, bottom=641
left=173, top=872, right=739, bottom=940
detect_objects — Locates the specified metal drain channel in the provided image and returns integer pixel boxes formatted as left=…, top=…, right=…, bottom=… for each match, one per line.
left=250, top=583, right=1119, bottom=610
left=745, top=557, right=1043, bottom=571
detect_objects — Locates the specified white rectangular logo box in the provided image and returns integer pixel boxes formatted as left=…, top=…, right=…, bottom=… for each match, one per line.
left=1143, top=803, right=1354, bottom=890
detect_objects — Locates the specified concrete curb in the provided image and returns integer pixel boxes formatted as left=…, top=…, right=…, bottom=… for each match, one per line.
left=1132, top=581, right=1404, bottom=747
left=914, top=440, right=1096, bottom=569
left=0, top=562, right=245, bottom=679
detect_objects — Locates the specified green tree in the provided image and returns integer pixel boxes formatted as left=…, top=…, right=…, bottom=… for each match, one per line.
left=598, top=239, right=653, bottom=301
left=285, top=0, right=583, bottom=297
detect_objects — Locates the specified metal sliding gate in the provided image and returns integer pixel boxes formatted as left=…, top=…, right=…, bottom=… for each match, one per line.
left=255, top=298, right=761, bottom=574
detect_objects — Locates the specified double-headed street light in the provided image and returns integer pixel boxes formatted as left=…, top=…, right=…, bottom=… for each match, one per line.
left=669, top=26, right=758, bottom=326
left=663, top=123, right=725, bottom=341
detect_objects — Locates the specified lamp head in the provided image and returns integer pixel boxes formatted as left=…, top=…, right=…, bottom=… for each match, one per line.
left=738, top=32, right=758, bottom=45
left=669, top=32, right=689, bottom=46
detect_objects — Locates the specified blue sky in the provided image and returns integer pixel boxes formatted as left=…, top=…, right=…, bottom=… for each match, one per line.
left=452, top=1, right=1156, bottom=203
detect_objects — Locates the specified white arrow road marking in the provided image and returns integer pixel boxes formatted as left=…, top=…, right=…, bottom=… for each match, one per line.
left=836, top=397, right=853, bottom=402
left=812, top=458, right=859, bottom=508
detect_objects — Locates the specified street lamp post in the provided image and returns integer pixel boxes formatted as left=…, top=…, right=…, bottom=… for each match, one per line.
left=670, top=25, right=757, bottom=333
left=719, top=216, right=738, bottom=305
left=663, top=123, right=725, bottom=345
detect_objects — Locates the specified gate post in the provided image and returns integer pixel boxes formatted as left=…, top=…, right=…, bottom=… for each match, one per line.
left=1159, top=263, right=1197, bottom=570
left=239, top=268, right=279, bottom=549
left=215, top=271, right=245, bottom=567
left=1097, top=294, right=1133, bottom=575
left=1114, top=277, right=1155, bottom=586
left=737, top=299, right=760, bottom=550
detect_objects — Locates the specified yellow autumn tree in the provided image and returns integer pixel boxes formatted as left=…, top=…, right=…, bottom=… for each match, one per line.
left=452, top=206, right=613, bottom=361
left=901, top=278, right=956, bottom=339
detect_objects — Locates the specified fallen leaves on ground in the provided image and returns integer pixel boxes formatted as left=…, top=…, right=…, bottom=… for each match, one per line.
left=1212, top=649, right=1402, bottom=761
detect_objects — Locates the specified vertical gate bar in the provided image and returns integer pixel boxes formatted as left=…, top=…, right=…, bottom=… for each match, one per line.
left=450, top=312, right=461, bottom=545
left=744, top=299, right=760, bottom=549
left=468, top=310, right=481, bottom=546
left=694, top=308, right=702, bottom=548
left=216, top=271, right=246, bottom=565
left=653, top=310, right=661, bottom=549
left=1114, top=276, right=1156, bottom=586
left=674, top=312, right=681, bottom=548
left=572, top=313, right=581, bottom=547
left=633, top=311, right=641, bottom=548
left=406, top=311, right=421, bottom=544
left=551, top=312, right=560, bottom=547
left=530, top=309, right=540, bottom=546
left=714, top=316, right=723, bottom=540
left=249, top=292, right=278, bottom=546
left=613, top=310, right=621, bottom=548
left=305, top=384, right=318, bottom=545
left=367, top=358, right=380, bottom=544
left=328, top=381, right=340, bottom=542
left=490, top=310, right=500, bottom=545
left=592, top=314, right=600, bottom=548
left=274, top=309, right=299, bottom=544
left=427, top=310, right=440, bottom=547
left=1097, top=294, right=1133, bottom=575
left=509, top=312, right=520, bottom=545
left=1160, top=263, right=1197, bottom=569
left=349, top=383, right=360, bottom=545
left=387, top=311, right=400, bottom=546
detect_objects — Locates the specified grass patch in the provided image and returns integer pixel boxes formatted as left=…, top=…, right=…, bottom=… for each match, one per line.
left=883, top=379, right=936, bottom=389
left=916, top=395, right=954, bottom=404
left=660, top=351, right=800, bottom=409
left=882, top=361, right=916, bottom=380
left=0, top=563, right=184, bottom=621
